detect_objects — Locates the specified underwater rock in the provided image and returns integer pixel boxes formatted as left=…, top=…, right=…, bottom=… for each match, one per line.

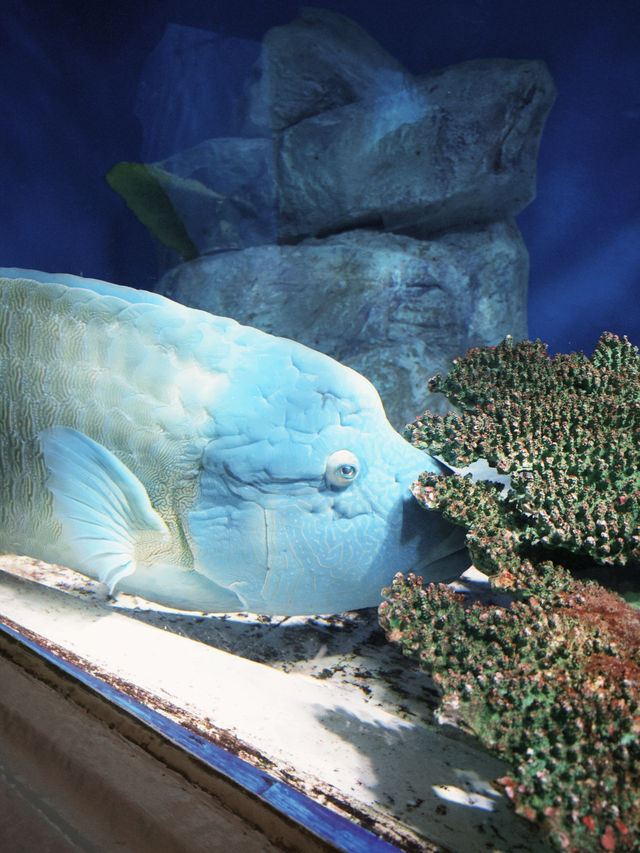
left=111, top=10, right=555, bottom=302
left=111, top=10, right=551, bottom=424
left=277, top=58, right=556, bottom=240
left=158, top=221, right=528, bottom=427
left=134, top=22, right=260, bottom=162
left=380, top=332, right=640, bottom=851
left=154, top=138, right=278, bottom=255
left=117, top=56, right=554, bottom=255
left=242, top=7, right=411, bottom=135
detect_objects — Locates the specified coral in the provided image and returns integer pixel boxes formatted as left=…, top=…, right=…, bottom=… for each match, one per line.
left=380, top=573, right=640, bottom=852
left=380, top=333, right=640, bottom=852
left=408, top=333, right=640, bottom=570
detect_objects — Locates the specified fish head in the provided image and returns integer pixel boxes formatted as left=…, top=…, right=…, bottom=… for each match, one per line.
left=187, top=331, right=463, bottom=615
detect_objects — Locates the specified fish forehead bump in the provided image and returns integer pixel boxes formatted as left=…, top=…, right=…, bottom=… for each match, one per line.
left=207, top=326, right=386, bottom=442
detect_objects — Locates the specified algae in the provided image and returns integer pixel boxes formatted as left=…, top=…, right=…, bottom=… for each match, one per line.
left=106, top=162, right=199, bottom=260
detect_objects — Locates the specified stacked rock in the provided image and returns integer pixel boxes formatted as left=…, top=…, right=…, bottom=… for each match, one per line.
left=109, top=9, right=556, bottom=426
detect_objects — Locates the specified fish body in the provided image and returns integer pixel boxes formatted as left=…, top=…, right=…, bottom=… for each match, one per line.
left=0, top=269, right=463, bottom=614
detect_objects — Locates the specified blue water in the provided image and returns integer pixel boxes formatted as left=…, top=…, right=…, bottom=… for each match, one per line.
left=1, top=0, right=639, bottom=357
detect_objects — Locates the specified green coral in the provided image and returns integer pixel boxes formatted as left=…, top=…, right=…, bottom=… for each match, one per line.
left=380, top=573, right=640, bottom=852
left=408, top=333, right=640, bottom=570
left=380, top=333, right=640, bottom=852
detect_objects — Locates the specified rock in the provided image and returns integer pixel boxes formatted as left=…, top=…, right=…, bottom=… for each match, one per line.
left=113, top=11, right=543, bottom=428
left=277, top=58, right=556, bottom=240
left=112, top=12, right=555, bottom=260
left=117, top=57, right=554, bottom=258
left=157, top=138, right=278, bottom=255
left=158, top=221, right=528, bottom=427
left=242, top=7, right=411, bottom=135
left=134, top=22, right=260, bottom=161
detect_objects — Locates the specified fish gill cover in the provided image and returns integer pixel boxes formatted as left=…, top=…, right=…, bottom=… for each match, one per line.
left=380, top=332, right=640, bottom=852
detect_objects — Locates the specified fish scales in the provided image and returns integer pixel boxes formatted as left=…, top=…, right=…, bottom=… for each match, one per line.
left=0, top=277, right=202, bottom=563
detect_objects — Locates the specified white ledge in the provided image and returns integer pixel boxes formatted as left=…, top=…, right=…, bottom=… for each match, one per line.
left=0, top=557, right=550, bottom=852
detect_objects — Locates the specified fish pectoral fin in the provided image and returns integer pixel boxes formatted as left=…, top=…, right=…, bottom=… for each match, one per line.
left=39, top=426, right=170, bottom=594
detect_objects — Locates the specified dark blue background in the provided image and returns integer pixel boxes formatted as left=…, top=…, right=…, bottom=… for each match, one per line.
left=1, top=0, right=639, bottom=356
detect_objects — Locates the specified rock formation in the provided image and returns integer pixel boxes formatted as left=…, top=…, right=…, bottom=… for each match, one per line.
left=110, top=8, right=556, bottom=426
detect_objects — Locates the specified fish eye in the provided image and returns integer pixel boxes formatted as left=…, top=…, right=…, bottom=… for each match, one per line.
left=325, top=450, right=359, bottom=488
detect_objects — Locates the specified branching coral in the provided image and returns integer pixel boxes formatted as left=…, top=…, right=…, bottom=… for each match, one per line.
left=380, top=333, right=640, bottom=852
left=410, top=332, right=640, bottom=569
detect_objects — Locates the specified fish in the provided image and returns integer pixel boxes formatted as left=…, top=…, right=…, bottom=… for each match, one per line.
left=0, top=268, right=466, bottom=615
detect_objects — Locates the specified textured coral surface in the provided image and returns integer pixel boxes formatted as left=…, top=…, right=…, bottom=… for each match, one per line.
left=409, top=333, right=640, bottom=570
left=380, top=334, right=640, bottom=852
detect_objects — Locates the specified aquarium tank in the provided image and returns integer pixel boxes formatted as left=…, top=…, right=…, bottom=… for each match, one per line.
left=1, top=2, right=640, bottom=852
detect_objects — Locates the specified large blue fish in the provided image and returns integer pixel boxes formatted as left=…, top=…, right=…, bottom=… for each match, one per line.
left=0, top=269, right=464, bottom=614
